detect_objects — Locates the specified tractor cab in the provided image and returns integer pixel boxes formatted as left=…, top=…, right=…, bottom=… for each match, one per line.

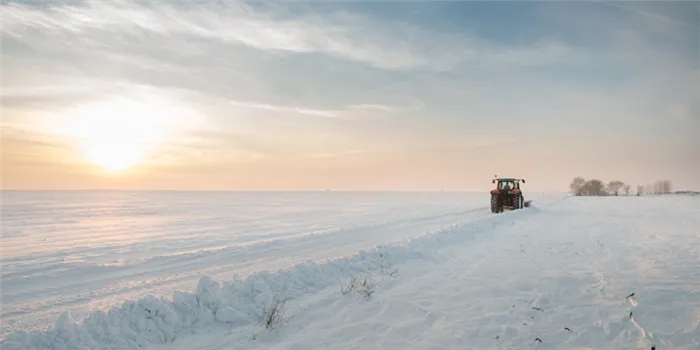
left=493, top=178, right=523, bottom=192
left=497, top=180, right=515, bottom=191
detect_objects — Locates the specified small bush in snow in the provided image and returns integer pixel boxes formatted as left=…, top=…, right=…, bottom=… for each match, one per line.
left=260, top=297, right=288, bottom=330
left=379, top=253, right=399, bottom=278
left=340, top=274, right=377, bottom=299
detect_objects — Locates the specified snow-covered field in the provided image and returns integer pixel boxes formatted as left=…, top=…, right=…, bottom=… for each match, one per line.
left=2, top=192, right=699, bottom=350
left=0, top=191, right=514, bottom=337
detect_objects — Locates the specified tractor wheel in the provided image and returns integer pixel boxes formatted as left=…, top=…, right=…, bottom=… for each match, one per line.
left=491, top=195, right=499, bottom=213
left=512, top=195, right=521, bottom=210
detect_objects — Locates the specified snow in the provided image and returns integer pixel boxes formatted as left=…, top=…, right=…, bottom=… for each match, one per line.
left=2, top=192, right=699, bottom=350
left=1, top=191, right=496, bottom=337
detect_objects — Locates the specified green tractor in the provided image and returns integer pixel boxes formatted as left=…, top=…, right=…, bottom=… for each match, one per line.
left=490, top=177, right=530, bottom=213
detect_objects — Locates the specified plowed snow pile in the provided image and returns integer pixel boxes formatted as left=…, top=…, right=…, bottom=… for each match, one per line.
left=3, top=195, right=699, bottom=350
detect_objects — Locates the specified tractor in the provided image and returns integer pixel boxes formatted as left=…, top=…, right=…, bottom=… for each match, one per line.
left=490, top=177, right=531, bottom=213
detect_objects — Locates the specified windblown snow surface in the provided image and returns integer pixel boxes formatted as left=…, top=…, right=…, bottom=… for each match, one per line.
left=2, top=192, right=699, bottom=350
left=1, top=191, right=508, bottom=336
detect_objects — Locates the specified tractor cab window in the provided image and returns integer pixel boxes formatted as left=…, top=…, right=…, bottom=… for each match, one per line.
left=498, top=181, right=513, bottom=190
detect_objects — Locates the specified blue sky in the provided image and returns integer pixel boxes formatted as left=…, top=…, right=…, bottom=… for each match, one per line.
left=1, top=1, right=698, bottom=191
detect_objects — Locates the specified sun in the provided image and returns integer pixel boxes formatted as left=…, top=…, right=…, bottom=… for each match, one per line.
left=75, top=112, right=154, bottom=173
left=84, top=141, right=142, bottom=172
left=54, top=94, right=204, bottom=173
left=63, top=98, right=174, bottom=173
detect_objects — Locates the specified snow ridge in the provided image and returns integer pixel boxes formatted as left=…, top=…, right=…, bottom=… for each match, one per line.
left=1, top=211, right=529, bottom=350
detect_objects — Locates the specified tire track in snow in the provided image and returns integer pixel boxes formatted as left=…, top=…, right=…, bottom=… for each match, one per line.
left=627, top=294, right=657, bottom=349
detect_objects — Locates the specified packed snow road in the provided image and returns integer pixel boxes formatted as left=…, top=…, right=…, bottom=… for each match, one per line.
left=3, top=194, right=698, bottom=350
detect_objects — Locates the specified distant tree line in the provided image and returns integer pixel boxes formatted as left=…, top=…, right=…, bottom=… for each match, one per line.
left=640, top=180, right=673, bottom=195
left=570, top=177, right=672, bottom=196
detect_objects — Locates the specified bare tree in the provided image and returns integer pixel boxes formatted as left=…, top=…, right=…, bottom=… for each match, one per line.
left=662, top=180, right=672, bottom=194
left=570, top=177, right=586, bottom=196
left=607, top=181, right=625, bottom=196
left=583, top=179, right=606, bottom=196
left=623, top=184, right=631, bottom=196
left=652, top=180, right=672, bottom=194
left=637, top=185, right=643, bottom=196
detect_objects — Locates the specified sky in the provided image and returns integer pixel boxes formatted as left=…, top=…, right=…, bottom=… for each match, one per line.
left=1, top=0, right=698, bottom=192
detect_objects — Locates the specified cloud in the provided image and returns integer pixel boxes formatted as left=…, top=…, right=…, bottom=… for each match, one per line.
left=346, top=104, right=394, bottom=113
left=226, top=99, right=404, bottom=120
left=227, top=100, right=340, bottom=119
left=0, top=1, right=419, bottom=70
left=589, top=0, right=699, bottom=30
left=1, top=126, right=71, bottom=150
left=0, top=81, right=127, bottom=111
left=0, top=1, right=591, bottom=135
left=0, top=1, right=582, bottom=72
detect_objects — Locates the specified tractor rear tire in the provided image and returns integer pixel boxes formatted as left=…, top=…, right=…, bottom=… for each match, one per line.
left=491, top=195, right=499, bottom=213
left=513, top=195, right=522, bottom=210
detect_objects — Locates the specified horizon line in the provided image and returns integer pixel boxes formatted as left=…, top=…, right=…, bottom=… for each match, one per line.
left=0, top=188, right=567, bottom=193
